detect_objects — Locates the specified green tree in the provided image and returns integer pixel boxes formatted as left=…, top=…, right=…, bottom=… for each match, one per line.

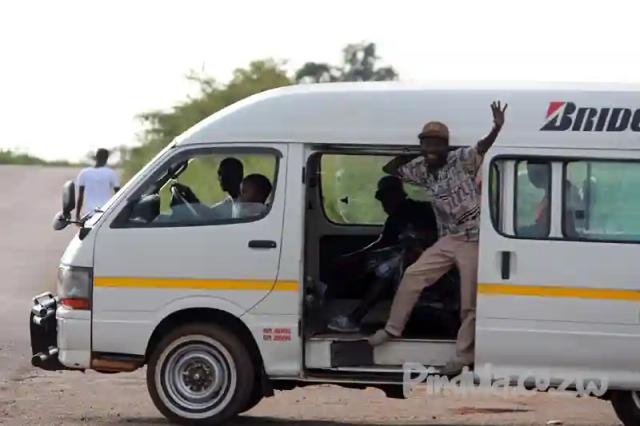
left=124, top=59, right=291, bottom=179
left=0, top=148, right=77, bottom=167
left=123, top=42, right=398, bottom=180
left=295, top=62, right=339, bottom=83
left=296, top=42, right=397, bottom=83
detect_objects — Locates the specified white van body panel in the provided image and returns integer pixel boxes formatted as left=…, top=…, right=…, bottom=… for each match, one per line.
left=90, top=143, right=291, bottom=356
left=174, top=82, right=640, bottom=151
left=56, top=307, right=91, bottom=368
left=250, top=143, right=305, bottom=316
left=477, top=143, right=640, bottom=388
left=244, top=313, right=301, bottom=376
left=60, top=232, right=95, bottom=268
left=52, top=82, right=640, bottom=388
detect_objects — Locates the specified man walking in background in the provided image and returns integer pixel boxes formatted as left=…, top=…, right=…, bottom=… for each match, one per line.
left=76, top=148, right=120, bottom=221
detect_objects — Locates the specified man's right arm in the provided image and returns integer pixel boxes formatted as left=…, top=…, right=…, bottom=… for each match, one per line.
left=75, top=170, right=85, bottom=222
left=111, top=169, right=121, bottom=193
left=76, top=186, right=85, bottom=222
left=382, top=155, right=419, bottom=177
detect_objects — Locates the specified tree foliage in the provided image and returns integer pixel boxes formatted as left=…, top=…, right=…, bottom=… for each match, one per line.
left=0, top=149, right=77, bottom=167
left=124, top=59, right=291, bottom=179
left=295, top=42, right=397, bottom=83
left=124, top=42, right=397, bottom=180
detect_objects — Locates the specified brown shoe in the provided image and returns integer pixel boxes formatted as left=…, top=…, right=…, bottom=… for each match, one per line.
left=438, top=360, right=473, bottom=376
left=368, top=329, right=392, bottom=346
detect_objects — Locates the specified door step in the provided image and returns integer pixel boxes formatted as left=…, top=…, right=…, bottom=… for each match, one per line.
left=306, top=335, right=456, bottom=369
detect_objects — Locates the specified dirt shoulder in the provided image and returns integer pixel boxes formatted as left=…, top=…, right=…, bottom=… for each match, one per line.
left=0, top=368, right=621, bottom=426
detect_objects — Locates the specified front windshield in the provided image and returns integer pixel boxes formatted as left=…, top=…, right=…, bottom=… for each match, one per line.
left=99, top=142, right=177, bottom=221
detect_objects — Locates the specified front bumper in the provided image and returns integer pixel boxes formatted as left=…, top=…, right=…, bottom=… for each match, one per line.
left=29, top=292, right=70, bottom=371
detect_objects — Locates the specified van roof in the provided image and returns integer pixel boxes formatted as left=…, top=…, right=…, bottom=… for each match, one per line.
left=175, top=82, right=640, bottom=150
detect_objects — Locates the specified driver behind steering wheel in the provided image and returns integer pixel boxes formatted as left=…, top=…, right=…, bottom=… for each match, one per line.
left=170, top=157, right=244, bottom=221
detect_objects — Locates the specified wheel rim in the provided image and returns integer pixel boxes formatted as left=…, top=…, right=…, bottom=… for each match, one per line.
left=156, top=335, right=237, bottom=419
left=631, top=391, right=640, bottom=410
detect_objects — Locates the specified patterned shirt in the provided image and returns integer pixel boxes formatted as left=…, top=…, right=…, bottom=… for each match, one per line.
left=397, top=147, right=482, bottom=241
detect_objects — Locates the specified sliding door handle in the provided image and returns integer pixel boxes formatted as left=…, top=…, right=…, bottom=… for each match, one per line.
left=248, top=240, right=277, bottom=249
left=500, top=251, right=511, bottom=280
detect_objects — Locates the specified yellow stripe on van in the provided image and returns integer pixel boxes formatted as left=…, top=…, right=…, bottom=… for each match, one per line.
left=93, top=277, right=298, bottom=291
left=478, top=283, right=640, bottom=301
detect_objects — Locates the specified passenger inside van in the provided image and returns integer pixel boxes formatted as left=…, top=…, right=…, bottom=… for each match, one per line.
left=232, top=173, right=272, bottom=219
left=327, top=176, right=438, bottom=333
left=518, top=162, right=584, bottom=237
left=517, top=162, right=551, bottom=238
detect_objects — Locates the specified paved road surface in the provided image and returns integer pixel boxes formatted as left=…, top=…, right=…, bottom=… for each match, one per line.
left=0, top=166, right=78, bottom=387
left=0, top=165, right=623, bottom=425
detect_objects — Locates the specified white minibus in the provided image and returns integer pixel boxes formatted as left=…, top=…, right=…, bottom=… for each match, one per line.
left=30, top=82, right=640, bottom=425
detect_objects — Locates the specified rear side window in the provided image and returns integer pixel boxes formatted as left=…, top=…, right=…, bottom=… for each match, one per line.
left=564, top=161, right=640, bottom=241
left=514, top=160, right=551, bottom=238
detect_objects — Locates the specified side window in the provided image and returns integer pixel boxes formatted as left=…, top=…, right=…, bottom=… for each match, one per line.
left=319, top=154, right=429, bottom=225
left=564, top=161, right=640, bottom=241
left=116, top=149, right=277, bottom=227
left=514, top=160, right=551, bottom=238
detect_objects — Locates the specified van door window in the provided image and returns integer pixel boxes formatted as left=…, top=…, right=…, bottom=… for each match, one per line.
left=115, top=149, right=278, bottom=227
left=564, top=160, right=640, bottom=241
left=320, top=154, right=429, bottom=225
left=514, top=160, right=551, bottom=238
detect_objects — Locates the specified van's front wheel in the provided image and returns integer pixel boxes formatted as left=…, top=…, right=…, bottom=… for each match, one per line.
left=611, top=391, right=640, bottom=426
left=147, top=323, right=254, bottom=425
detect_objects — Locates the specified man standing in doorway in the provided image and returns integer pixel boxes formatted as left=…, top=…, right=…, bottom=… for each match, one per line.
left=76, top=148, right=120, bottom=221
left=369, top=101, right=507, bottom=375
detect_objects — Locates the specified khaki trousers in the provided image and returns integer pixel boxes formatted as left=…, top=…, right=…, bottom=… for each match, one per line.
left=384, top=233, right=479, bottom=365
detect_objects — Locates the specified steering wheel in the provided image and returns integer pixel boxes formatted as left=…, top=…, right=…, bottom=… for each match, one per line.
left=170, top=183, right=201, bottom=220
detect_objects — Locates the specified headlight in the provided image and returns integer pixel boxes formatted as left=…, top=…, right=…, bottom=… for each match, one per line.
left=57, top=265, right=92, bottom=310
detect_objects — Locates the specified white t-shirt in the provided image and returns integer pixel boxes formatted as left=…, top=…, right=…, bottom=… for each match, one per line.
left=209, top=196, right=235, bottom=219
left=77, top=167, right=120, bottom=215
left=232, top=202, right=266, bottom=219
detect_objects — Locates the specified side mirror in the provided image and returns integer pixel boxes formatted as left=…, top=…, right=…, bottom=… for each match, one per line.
left=52, top=181, right=76, bottom=231
left=52, top=212, right=70, bottom=231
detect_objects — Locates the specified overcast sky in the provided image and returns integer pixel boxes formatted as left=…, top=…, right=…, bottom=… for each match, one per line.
left=1, top=0, right=639, bottom=161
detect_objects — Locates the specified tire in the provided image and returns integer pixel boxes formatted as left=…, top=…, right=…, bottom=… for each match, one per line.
left=147, top=322, right=255, bottom=425
left=611, top=391, right=640, bottom=426
left=240, top=383, right=264, bottom=413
